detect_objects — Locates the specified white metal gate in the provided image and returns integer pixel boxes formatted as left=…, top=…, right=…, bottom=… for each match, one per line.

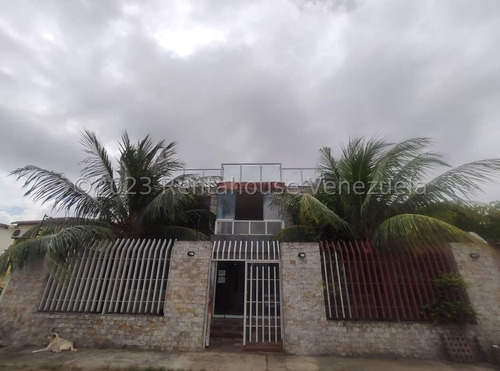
left=208, top=240, right=283, bottom=347
left=244, top=262, right=282, bottom=345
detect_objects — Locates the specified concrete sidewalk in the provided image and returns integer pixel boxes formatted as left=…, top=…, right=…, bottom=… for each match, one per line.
left=0, top=346, right=496, bottom=371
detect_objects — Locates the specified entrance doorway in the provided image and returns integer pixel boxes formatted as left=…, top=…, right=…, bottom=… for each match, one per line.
left=206, top=240, right=283, bottom=351
left=214, top=261, right=245, bottom=316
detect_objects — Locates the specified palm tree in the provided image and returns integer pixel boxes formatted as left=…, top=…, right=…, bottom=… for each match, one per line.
left=0, top=130, right=214, bottom=274
left=274, top=137, right=500, bottom=253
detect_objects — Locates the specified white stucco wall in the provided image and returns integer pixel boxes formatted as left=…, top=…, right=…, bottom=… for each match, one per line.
left=0, top=227, right=12, bottom=255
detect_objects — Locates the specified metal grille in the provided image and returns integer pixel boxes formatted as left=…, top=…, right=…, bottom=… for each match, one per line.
left=320, top=240, right=464, bottom=321
left=244, top=262, right=282, bottom=345
left=211, top=240, right=281, bottom=261
left=38, top=239, right=174, bottom=315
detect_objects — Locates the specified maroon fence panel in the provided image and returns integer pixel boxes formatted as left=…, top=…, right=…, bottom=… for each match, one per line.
left=319, top=241, right=464, bottom=322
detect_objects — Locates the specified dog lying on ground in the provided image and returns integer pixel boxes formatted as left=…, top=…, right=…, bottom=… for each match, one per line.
left=32, top=333, right=77, bottom=353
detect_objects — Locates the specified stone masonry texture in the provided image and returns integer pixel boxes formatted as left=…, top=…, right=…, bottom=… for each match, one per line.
left=450, top=243, right=500, bottom=359
left=1, top=240, right=499, bottom=360
left=0, top=241, right=211, bottom=351
left=280, top=242, right=499, bottom=359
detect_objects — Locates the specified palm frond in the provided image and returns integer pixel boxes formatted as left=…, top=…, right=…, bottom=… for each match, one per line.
left=298, top=194, right=353, bottom=235
left=152, top=141, right=184, bottom=180
left=79, top=130, right=128, bottom=221
left=45, top=225, right=115, bottom=266
left=399, top=159, right=500, bottom=212
left=362, top=138, right=446, bottom=210
left=80, top=130, right=117, bottom=192
left=10, top=165, right=104, bottom=218
left=373, top=214, right=484, bottom=254
left=4, top=235, right=53, bottom=273
left=272, top=225, right=318, bottom=242
left=20, top=217, right=109, bottom=240
left=138, top=186, right=188, bottom=225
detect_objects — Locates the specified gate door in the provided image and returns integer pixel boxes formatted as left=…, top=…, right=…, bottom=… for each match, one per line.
left=208, top=240, right=283, bottom=349
left=244, top=262, right=282, bottom=347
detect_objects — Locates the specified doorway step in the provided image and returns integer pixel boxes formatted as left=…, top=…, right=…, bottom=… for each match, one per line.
left=209, top=318, right=244, bottom=350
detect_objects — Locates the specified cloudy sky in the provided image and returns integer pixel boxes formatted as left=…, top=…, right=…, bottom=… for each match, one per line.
left=0, top=0, right=499, bottom=223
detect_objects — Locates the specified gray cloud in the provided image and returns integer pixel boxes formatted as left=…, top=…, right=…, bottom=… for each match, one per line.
left=0, top=0, right=499, bottom=222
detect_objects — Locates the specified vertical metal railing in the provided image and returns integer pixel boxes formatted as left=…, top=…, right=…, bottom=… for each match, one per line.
left=319, top=240, right=464, bottom=322
left=243, top=262, right=282, bottom=345
left=38, top=239, right=174, bottom=315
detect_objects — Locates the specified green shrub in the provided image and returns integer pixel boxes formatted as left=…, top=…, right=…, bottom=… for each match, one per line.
left=433, top=273, right=467, bottom=289
left=425, top=299, right=477, bottom=325
left=425, top=272, right=476, bottom=325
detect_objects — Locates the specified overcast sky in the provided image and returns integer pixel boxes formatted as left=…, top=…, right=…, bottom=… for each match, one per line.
left=0, top=0, right=499, bottom=223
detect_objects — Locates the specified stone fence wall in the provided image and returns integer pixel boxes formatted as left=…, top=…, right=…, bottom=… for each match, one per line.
left=1, top=240, right=499, bottom=360
left=280, top=242, right=500, bottom=359
left=0, top=241, right=211, bottom=351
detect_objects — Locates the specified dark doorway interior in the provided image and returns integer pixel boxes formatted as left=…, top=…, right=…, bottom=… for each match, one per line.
left=214, top=261, right=245, bottom=316
left=235, top=193, right=263, bottom=220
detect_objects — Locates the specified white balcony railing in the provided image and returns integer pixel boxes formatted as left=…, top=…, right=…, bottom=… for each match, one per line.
left=175, top=163, right=319, bottom=186
left=215, top=219, right=284, bottom=235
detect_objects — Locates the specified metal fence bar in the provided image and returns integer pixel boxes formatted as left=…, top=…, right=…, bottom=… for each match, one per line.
left=98, top=239, right=123, bottom=313
left=144, top=240, right=161, bottom=313
left=326, top=242, right=339, bottom=318
left=320, top=243, right=332, bottom=318
left=38, top=239, right=173, bottom=315
left=320, top=241, right=466, bottom=322
left=107, top=239, right=130, bottom=313
left=255, top=263, right=259, bottom=342
left=249, top=263, right=253, bottom=343
left=92, top=239, right=117, bottom=312
left=42, top=265, right=61, bottom=311
left=337, top=244, right=352, bottom=319
left=157, top=239, right=173, bottom=313
left=134, top=239, right=153, bottom=313
left=273, top=265, right=278, bottom=342
left=243, top=261, right=248, bottom=346
left=342, top=240, right=358, bottom=319
left=121, top=239, right=141, bottom=313
left=56, top=258, right=78, bottom=312
left=333, top=249, right=345, bottom=319
left=68, top=249, right=89, bottom=312
left=126, top=239, right=148, bottom=313
left=261, top=265, right=265, bottom=342
left=78, top=243, right=101, bottom=312
left=362, top=240, right=384, bottom=320
left=85, top=244, right=106, bottom=312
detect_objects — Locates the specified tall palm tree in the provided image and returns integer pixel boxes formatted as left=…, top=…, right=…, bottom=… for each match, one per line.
left=274, top=137, right=500, bottom=253
left=0, top=130, right=214, bottom=274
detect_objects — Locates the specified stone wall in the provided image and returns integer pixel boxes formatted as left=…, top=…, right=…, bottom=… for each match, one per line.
left=451, top=243, right=500, bottom=356
left=2, top=239, right=498, bottom=359
left=0, top=241, right=211, bottom=351
left=281, top=243, right=456, bottom=358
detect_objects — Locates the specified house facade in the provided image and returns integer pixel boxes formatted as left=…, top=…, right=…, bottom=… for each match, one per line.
left=0, top=164, right=499, bottom=362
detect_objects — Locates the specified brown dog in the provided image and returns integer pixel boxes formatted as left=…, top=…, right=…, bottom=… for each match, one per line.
left=32, top=333, right=77, bottom=353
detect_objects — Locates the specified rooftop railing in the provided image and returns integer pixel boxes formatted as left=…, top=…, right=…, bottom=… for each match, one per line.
left=175, top=163, right=318, bottom=186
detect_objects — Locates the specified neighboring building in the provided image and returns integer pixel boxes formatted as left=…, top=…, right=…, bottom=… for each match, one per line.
left=0, top=224, right=11, bottom=256
left=1, top=220, right=42, bottom=255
